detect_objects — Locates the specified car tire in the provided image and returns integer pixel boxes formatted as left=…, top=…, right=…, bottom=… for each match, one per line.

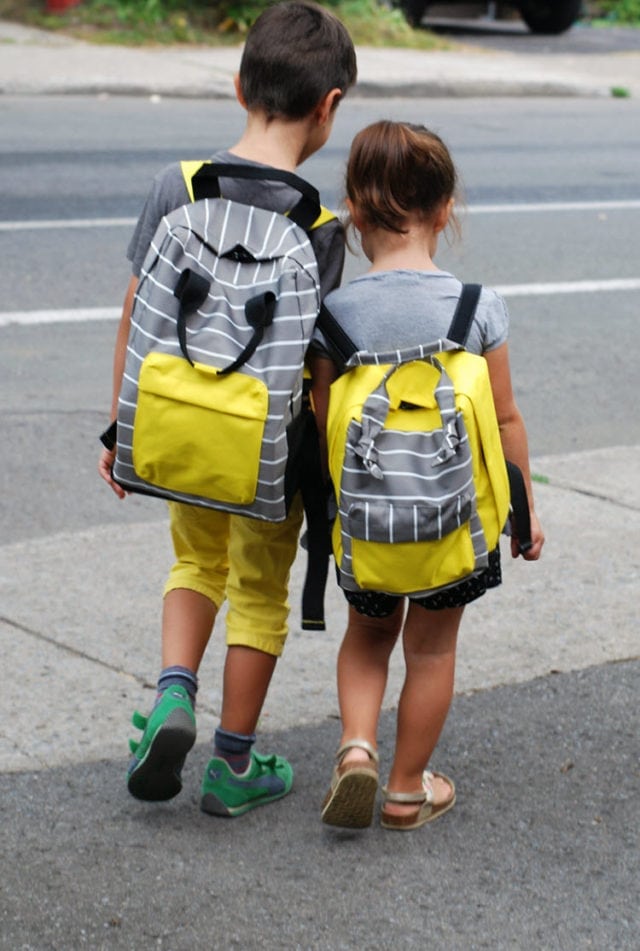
left=399, top=0, right=428, bottom=28
left=517, top=0, right=582, bottom=34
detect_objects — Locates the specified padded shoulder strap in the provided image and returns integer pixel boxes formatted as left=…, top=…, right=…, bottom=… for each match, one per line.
left=181, top=160, right=207, bottom=201
left=447, top=283, right=482, bottom=346
left=310, top=205, right=337, bottom=230
left=316, top=303, right=358, bottom=365
left=180, top=160, right=335, bottom=232
left=179, top=160, right=322, bottom=231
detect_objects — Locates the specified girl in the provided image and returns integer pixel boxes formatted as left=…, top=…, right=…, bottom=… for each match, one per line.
left=309, top=120, right=544, bottom=831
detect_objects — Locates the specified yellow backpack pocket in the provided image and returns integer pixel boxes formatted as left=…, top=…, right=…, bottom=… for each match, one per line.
left=133, top=352, right=268, bottom=504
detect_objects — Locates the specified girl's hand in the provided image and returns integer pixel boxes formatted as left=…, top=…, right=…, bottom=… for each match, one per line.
left=98, top=447, right=127, bottom=500
left=511, top=510, right=544, bottom=561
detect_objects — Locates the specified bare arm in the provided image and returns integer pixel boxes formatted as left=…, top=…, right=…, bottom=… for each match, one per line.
left=484, top=342, right=544, bottom=560
left=308, top=350, right=339, bottom=480
left=97, top=274, right=138, bottom=498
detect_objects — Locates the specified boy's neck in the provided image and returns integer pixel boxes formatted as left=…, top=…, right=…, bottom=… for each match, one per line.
left=229, top=111, right=315, bottom=172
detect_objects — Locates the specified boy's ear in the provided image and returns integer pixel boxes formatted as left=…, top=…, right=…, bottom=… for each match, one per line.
left=233, top=74, right=247, bottom=110
left=315, top=88, right=343, bottom=126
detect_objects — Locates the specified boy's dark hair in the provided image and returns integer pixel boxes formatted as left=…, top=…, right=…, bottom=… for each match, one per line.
left=346, top=120, right=459, bottom=235
left=239, top=2, right=357, bottom=120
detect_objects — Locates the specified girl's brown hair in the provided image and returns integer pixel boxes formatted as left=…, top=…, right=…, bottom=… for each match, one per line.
left=345, top=120, right=459, bottom=235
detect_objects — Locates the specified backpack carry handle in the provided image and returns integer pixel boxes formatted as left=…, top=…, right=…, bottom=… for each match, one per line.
left=173, top=267, right=276, bottom=374
left=353, top=352, right=463, bottom=480
left=190, top=163, right=321, bottom=231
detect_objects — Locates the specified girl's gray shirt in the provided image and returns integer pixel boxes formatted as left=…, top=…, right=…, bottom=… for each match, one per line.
left=312, top=269, right=509, bottom=363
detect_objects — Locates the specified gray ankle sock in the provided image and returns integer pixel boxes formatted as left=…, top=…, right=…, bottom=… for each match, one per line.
left=156, top=666, right=198, bottom=706
left=213, top=727, right=256, bottom=774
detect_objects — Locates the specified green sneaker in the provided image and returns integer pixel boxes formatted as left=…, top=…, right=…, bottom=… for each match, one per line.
left=200, top=750, right=293, bottom=817
left=127, top=685, right=196, bottom=802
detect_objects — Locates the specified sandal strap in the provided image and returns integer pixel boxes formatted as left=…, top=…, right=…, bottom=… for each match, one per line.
left=382, top=770, right=437, bottom=806
left=336, top=739, right=379, bottom=764
left=382, top=786, right=427, bottom=806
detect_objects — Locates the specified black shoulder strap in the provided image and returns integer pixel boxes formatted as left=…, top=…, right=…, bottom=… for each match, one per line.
left=506, top=461, right=533, bottom=554
left=447, top=283, right=482, bottom=346
left=316, top=303, right=358, bottom=365
left=317, top=283, right=483, bottom=364
left=190, top=162, right=321, bottom=231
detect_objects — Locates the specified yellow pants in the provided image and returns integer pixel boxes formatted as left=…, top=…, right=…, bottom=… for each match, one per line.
left=164, top=496, right=304, bottom=657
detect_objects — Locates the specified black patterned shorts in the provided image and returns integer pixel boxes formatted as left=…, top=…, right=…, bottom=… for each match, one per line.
left=342, top=547, right=502, bottom=618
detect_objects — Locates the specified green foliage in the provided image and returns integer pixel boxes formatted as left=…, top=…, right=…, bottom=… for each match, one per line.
left=0, top=0, right=446, bottom=47
left=594, top=0, right=640, bottom=24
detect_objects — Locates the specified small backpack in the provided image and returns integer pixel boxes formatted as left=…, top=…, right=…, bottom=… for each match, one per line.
left=324, top=285, right=525, bottom=597
left=111, top=162, right=329, bottom=522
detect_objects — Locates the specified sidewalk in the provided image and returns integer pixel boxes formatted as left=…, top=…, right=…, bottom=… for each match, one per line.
left=2, top=18, right=640, bottom=98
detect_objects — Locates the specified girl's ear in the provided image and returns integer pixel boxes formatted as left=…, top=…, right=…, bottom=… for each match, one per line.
left=345, top=197, right=364, bottom=232
left=434, top=197, right=454, bottom=234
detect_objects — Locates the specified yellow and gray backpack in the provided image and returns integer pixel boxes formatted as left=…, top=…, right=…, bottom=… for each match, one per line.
left=111, top=162, right=330, bottom=522
left=323, top=285, right=530, bottom=597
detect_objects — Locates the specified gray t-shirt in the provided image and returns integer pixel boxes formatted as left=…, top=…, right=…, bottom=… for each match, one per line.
left=313, top=269, right=509, bottom=362
left=127, top=151, right=345, bottom=299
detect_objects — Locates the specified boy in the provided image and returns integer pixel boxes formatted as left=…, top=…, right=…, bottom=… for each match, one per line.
left=98, top=2, right=357, bottom=816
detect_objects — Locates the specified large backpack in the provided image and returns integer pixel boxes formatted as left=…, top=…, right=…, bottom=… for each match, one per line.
left=324, top=285, right=528, bottom=597
left=111, top=162, right=329, bottom=522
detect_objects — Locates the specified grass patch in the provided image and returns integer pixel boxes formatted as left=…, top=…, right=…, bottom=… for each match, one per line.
left=0, top=0, right=449, bottom=48
left=593, top=0, right=640, bottom=25
left=531, top=473, right=550, bottom=485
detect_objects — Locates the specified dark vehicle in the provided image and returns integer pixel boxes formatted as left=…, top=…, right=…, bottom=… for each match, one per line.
left=399, top=1, right=583, bottom=35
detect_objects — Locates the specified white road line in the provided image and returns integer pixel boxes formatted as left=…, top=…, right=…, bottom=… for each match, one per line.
left=468, top=199, right=640, bottom=215
left=0, top=217, right=137, bottom=232
left=2, top=277, right=639, bottom=327
left=0, top=307, right=121, bottom=326
left=1, top=199, right=640, bottom=232
left=494, top=277, right=640, bottom=297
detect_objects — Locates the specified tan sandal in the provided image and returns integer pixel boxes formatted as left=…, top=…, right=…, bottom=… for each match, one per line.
left=321, top=739, right=379, bottom=829
left=380, top=769, right=456, bottom=831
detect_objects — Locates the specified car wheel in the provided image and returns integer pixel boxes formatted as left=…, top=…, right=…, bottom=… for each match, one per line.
left=399, top=0, right=428, bottom=28
left=517, top=0, right=582, bottom=34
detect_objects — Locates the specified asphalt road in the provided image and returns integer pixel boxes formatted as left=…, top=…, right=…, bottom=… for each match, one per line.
left=421, top=13, right=640, bottom=54
left=2, top=95, right=639, bottom=540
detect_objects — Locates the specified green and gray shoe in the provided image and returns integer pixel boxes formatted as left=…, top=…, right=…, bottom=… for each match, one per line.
left=127, top=686, right=196, bottom=802
left=200, top=750, right=293, bottom=817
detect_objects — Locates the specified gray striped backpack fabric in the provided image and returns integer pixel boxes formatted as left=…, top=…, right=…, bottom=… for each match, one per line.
left=112, top=163, right=322, bottom=522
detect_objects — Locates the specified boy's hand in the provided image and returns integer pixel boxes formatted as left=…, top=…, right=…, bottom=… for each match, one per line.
left=511, top=510, right=544, bottom=561
left=98, top=447, right=127, bottom=500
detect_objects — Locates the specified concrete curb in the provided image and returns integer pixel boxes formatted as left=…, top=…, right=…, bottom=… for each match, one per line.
left=2, top=20, right=639, bottom=98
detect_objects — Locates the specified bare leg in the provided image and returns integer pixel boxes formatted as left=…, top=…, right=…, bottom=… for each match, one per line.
left=384, top=603, right=463, bottom=816
left=337, top=602, right=404, bottom=765
left=219, top=645, right=277, bottom=735
left=161, top=588, right=217, bottom=672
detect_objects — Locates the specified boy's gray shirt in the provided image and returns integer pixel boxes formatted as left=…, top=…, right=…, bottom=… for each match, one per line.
left=127, top=151, right=345, bottom=298
left=313, top=269, right=509, bottom=362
